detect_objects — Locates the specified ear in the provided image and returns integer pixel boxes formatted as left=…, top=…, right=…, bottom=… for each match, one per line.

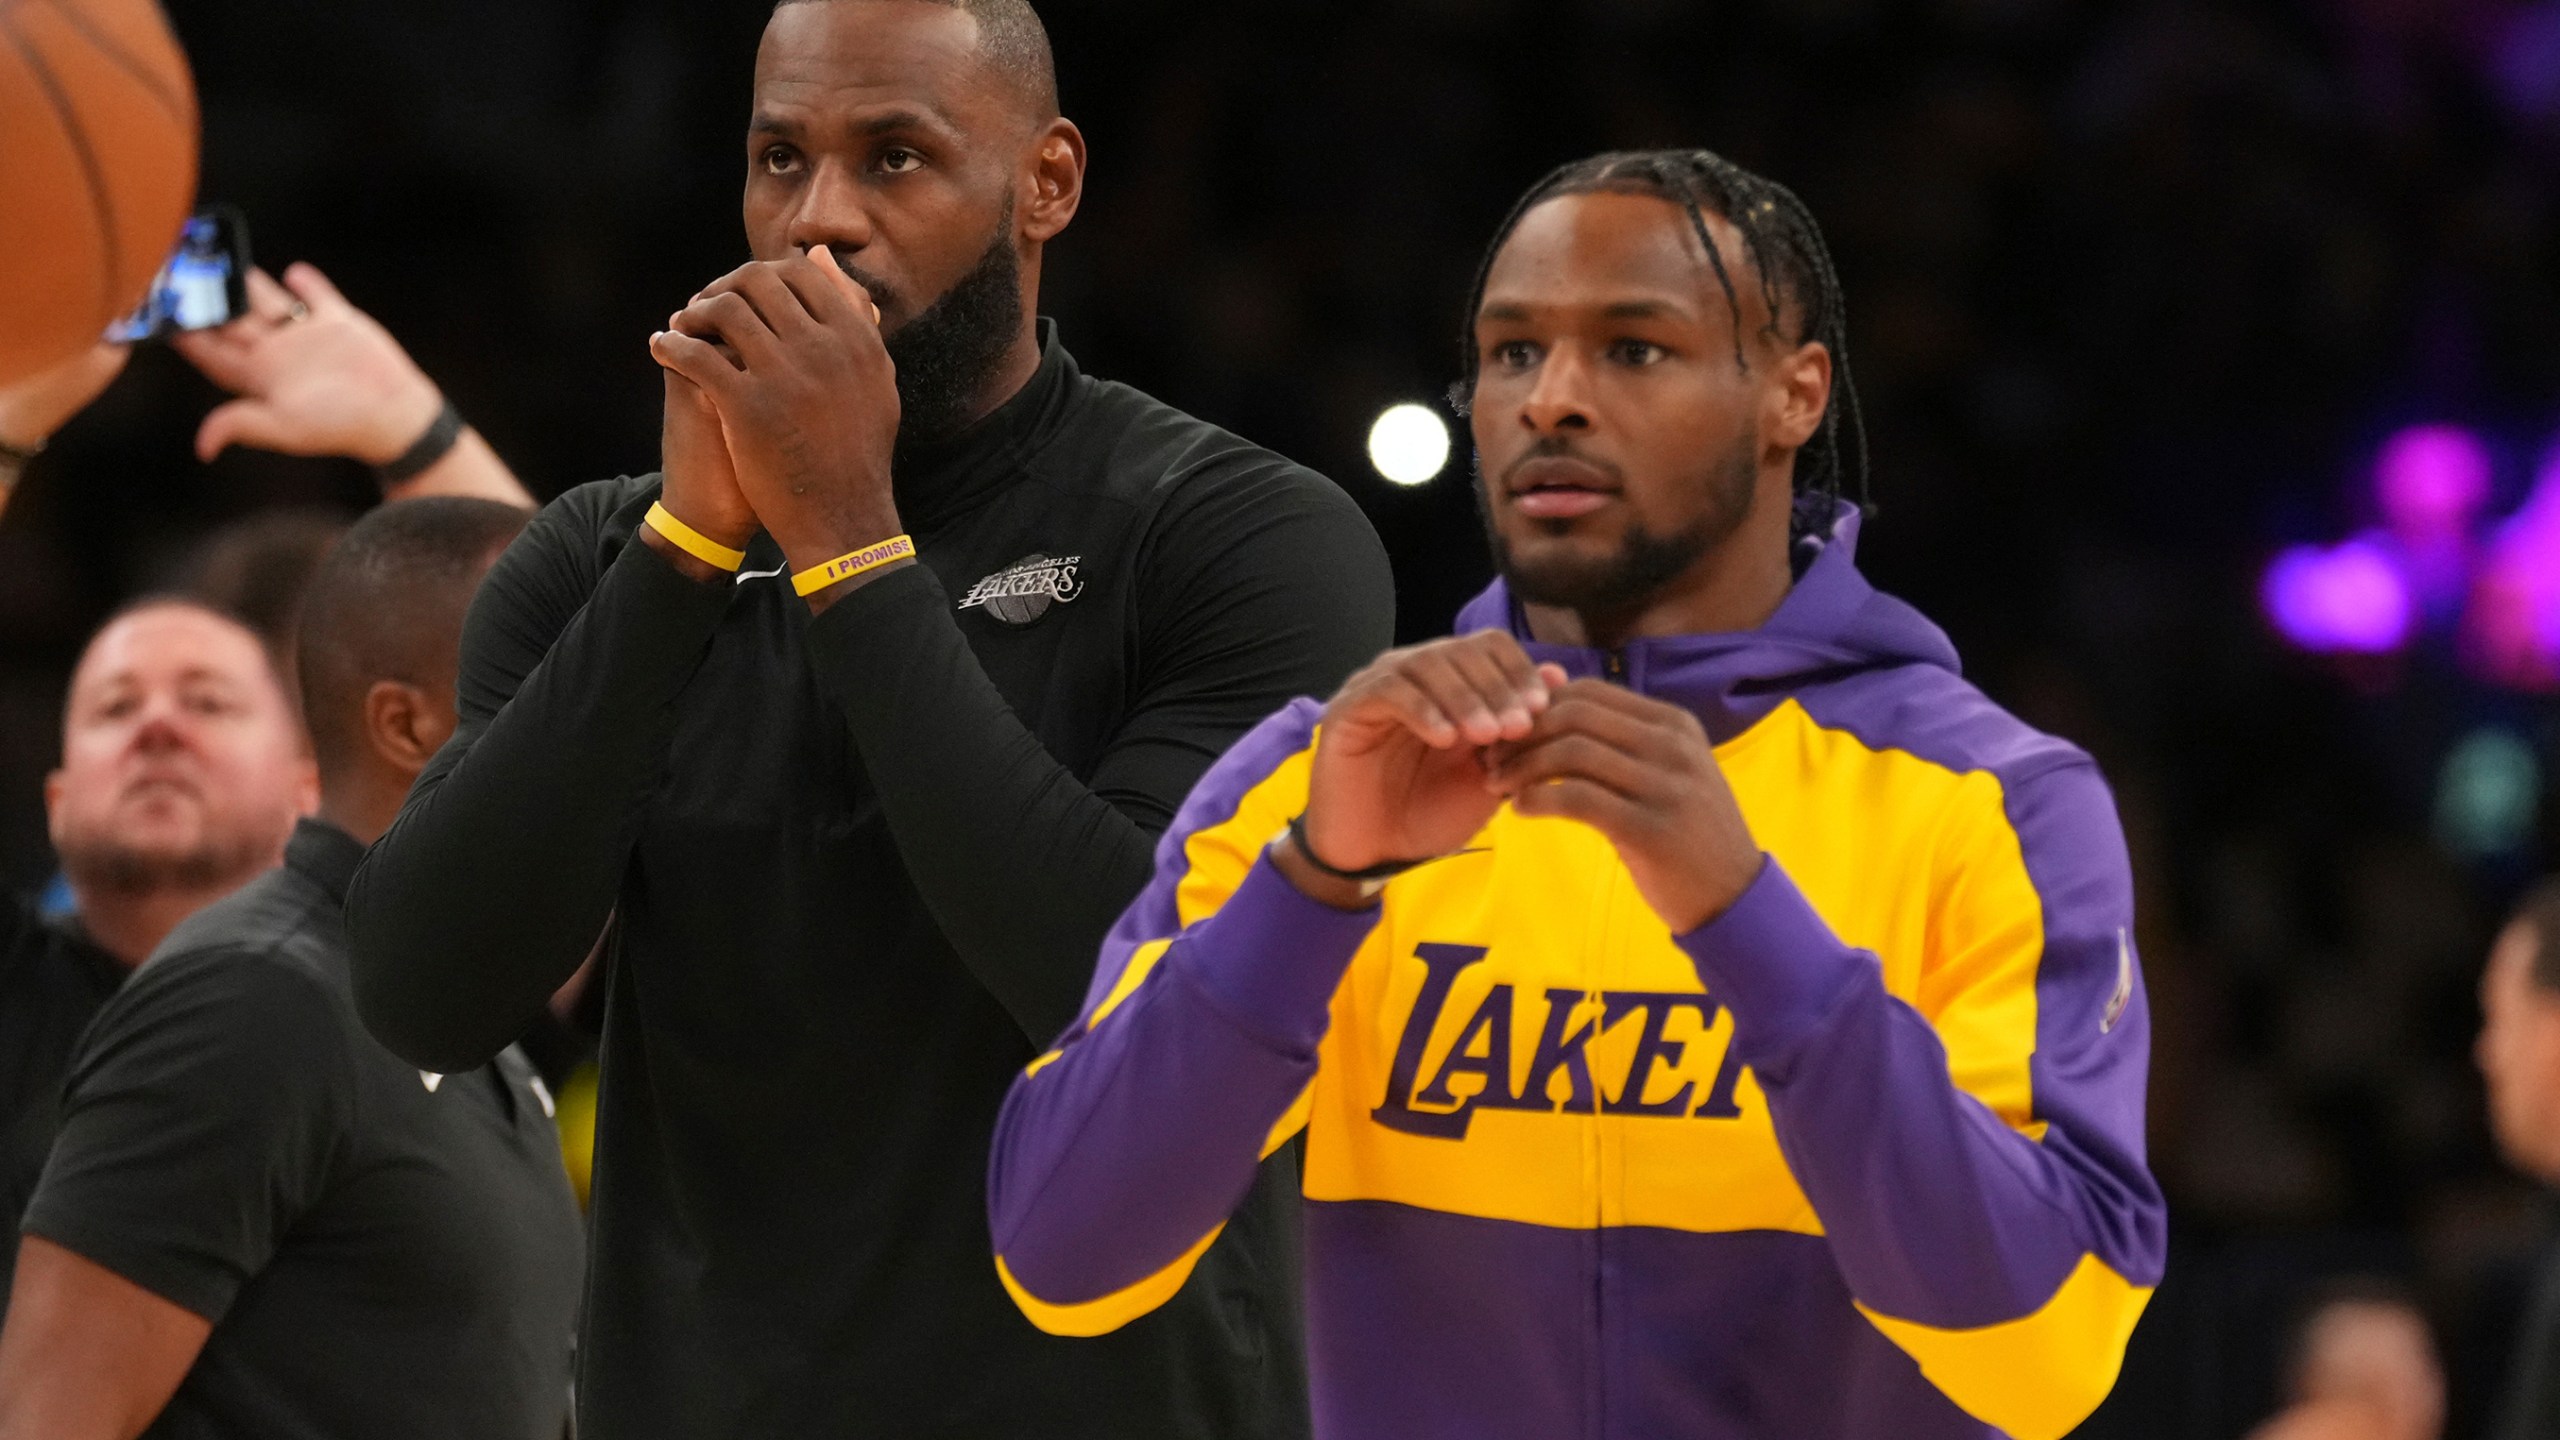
left=362, top=680, right=444, bottom=782
left=1019, top=118, right=1086, bottom=246
left=1764, top=339, right=1832, bottom=455
left=41, top=770, right=62, bottom=828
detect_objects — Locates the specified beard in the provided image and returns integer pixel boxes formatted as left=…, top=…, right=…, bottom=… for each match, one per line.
left=841, top=206, right=1025, bottom=449
left=1484, top=426, right=1761, bottom=626
left=56, top=807, right=278, bottom=901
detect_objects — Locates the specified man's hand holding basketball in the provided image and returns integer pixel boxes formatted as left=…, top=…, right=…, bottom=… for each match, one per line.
left=1278, top=632, right=1560, bottom=910
left=647, top=246, right=904, bottom=608
left=1485, top=681, right=1762, bottom=933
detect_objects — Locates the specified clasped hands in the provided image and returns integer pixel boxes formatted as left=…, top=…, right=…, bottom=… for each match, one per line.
left=645, top=246, right=906, bottom=601
left=1280, top=631, right=1764, bottom=934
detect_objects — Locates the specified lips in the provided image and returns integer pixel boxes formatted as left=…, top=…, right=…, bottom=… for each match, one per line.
left=121, top=771, right=203, bottom=804
left=1505, top=455, right=1619, bottom=521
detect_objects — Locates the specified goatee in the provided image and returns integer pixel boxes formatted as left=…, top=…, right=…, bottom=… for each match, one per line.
left=843, top=212, right=1024, bottom=449
left=1483, top=426, right=1759, bottom=627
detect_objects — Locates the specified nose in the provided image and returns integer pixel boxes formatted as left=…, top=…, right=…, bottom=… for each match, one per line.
left=131, top=709, right=191, bottom=755
left=785, top=157, right=877, bottom=258
left=1519, top=345, right=1595, bottom=435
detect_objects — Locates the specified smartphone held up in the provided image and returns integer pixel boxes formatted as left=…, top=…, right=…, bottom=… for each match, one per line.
left=105, top=206, right=251, bottom=344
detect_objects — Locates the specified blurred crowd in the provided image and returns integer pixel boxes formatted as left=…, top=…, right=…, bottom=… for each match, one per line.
left=2, top=0, right=2558, bottom=1434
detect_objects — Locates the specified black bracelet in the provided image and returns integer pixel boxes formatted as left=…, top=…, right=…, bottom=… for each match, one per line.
left=375, top=397, right=464, bottom=486
left=1284, top=813, right=1437, bottom=884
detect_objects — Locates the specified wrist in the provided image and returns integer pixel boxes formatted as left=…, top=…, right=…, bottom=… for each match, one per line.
left=372, top=396, right=466, bottom=489
left=771, top=499, right=903, bottom=576
left=1267, top=832, right=1382, bottom=913
left=776, top=501, right=909, bottom=612
left=354, top=372, right=448, bottom=467
left=0, top=431, right=40, bottom=476
left=652, top=491, right=758, bottom=552
left=636, top=523, right=738, bottom=587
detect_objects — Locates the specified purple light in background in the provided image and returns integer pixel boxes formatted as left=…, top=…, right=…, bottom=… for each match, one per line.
left=2467, top=445, right=2560, bottom=690
left=2374, top=424, right=2492, bottom=545
left=2490, top=3, right=2560, bottom=121
left=2263, top=536, right=2415, bottom=654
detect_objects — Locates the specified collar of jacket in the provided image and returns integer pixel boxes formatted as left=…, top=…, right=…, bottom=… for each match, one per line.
left=1451, top=500, right=1966, bottom=745
left=888, top=317, right=1083, bottom=533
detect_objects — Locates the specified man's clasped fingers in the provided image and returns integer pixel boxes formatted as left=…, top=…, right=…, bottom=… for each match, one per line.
left=1338, top=634, right=1559, bottom=749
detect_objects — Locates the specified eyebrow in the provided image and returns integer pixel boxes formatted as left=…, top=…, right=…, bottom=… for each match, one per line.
left=748, top=105, right=959, bottom=142
left=858, top=106, right=953, bottom=138
left=1476, top=297, right=1694, bottom=323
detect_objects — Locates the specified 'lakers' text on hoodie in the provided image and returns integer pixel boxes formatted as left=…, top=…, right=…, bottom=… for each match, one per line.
left=988, top=502, right=2166, bottom=1440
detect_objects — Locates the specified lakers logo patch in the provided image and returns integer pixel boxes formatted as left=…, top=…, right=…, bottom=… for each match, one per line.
left=960, top=553, right=1085, bottom=626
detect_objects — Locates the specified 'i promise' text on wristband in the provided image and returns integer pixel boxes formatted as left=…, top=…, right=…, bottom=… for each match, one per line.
left=793, top=535, right=916, bottom=596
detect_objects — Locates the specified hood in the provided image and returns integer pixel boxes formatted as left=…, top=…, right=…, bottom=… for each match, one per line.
left=1451, top=500, right=1962, bottom=743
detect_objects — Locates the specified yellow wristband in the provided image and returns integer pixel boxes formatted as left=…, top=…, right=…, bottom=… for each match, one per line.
left=644, top=501, right=747, bottom=573
left=793, top=535, right=916, bottom=596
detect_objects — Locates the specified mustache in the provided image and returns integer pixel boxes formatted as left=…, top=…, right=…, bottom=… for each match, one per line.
left=831, top=259, right=906, bottom=324
left=1499, top=436, right=1624, bottom=487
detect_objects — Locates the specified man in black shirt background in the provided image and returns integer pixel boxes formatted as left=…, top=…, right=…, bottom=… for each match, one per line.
left=347, top=1, right=1391, bottom=1435
left=0, top=273, right=543, bottom=1312
left=0, top=498, right=583, bottom=1440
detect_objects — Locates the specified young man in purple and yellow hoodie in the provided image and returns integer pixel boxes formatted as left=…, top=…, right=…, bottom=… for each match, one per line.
left=987, top=149, right=2166, bottom=1440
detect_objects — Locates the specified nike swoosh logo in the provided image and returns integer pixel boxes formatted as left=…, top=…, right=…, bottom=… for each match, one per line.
left=2101, top=929, right=2135, bottom=1035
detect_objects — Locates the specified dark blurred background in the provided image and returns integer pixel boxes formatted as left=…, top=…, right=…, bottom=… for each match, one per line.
left=7, top=0, right=2560, bottom=1432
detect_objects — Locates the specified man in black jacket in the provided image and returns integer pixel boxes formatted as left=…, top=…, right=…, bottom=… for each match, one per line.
left=346, top=1, right=1392, bottom=1436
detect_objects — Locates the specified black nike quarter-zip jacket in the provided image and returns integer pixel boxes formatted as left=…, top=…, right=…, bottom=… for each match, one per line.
left=347, top=324, right=1393, bottom=1439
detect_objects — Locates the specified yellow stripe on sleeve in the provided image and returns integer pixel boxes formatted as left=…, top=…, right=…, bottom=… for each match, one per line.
left=1855, top=1254, right=2153, bottom=1440
left=997, top=1226, right=1227, bottom=1338
left=1002, top=734, right=1325, bottom=1338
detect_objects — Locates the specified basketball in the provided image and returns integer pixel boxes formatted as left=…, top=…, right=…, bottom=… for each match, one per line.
left=0, top=0, right=197, bottom=386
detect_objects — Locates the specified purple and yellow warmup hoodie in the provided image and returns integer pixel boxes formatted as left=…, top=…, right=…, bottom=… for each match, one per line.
left=987, top=506, right=2165, bottom=1440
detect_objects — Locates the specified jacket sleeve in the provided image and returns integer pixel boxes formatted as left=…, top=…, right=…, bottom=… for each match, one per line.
left=986, top=702, right=1376, bottom=1336
left=1676, top=758, right=2164, bottom=1440
left=801, top=462, right=1391, bottom=1045
left=347, top=479, right=734, bottom=1073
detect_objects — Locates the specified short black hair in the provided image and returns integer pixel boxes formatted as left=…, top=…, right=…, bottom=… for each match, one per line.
left=294, top=498, right=529, bottom=781
left=1452, top=149, right=1872, bottom=542
left=2512, top=877, right=2560, bottom=994
left=176, top=508, right=351, bottom=654
left=772, top=0, right=1058, bottom=119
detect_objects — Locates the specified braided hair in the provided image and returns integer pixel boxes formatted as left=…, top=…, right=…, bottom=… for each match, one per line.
left=1450, top=150, right=1872, bottom=539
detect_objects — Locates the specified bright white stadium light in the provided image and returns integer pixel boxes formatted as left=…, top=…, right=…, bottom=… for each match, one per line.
left=1367, top=403, right=1451, bottom=487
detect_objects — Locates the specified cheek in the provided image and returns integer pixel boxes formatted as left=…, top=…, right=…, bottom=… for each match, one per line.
left=741, top=187, right=789, bottom=261
left=55, top=730, right=131, bottom=794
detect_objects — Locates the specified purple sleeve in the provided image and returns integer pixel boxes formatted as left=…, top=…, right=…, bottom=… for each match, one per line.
left=1676, top=760, right=2164, bottom=1330
left=987, top=702, right=1378, bottom=1318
